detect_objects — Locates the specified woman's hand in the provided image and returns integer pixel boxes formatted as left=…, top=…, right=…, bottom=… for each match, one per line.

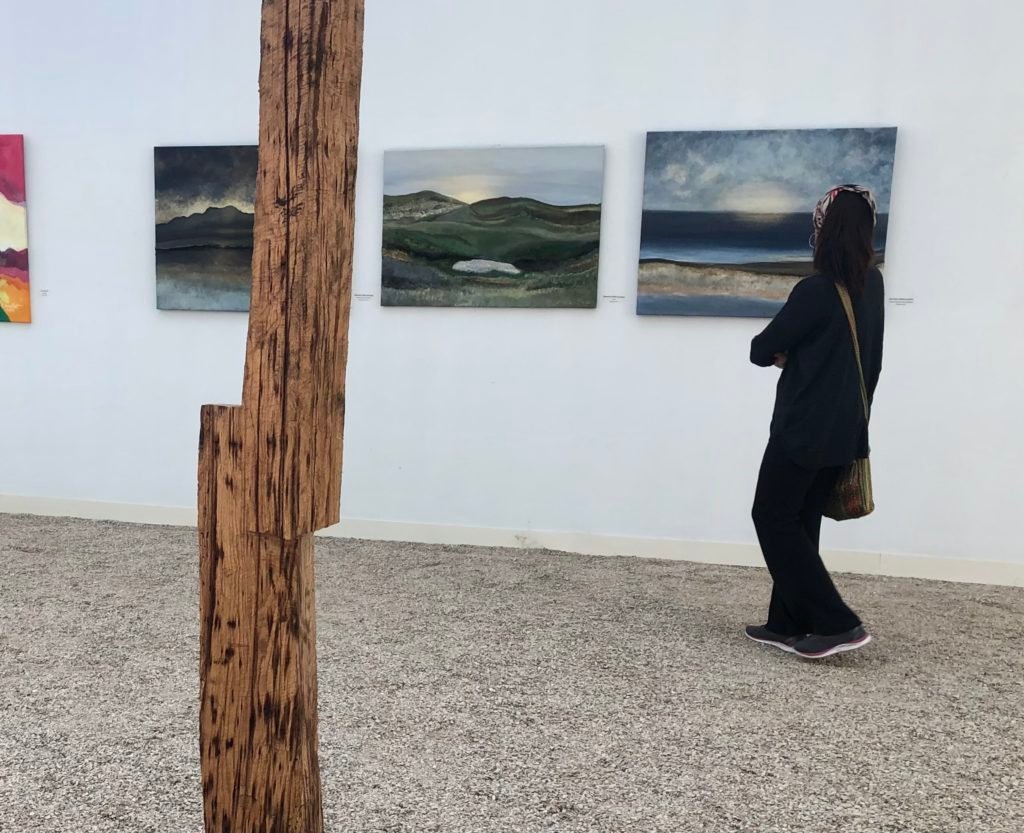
left=773, top=353, right=788, bottom=368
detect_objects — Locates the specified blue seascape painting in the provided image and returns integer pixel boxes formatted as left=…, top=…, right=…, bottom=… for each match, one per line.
left=637, top=128, right=897, bottom=317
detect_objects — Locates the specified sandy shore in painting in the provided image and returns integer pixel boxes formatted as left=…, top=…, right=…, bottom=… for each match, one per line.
left=638, top=259, right=808, bottom=302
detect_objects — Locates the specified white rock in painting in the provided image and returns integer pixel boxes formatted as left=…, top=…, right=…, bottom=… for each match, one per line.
left=452, top=259, right=521, bottom=276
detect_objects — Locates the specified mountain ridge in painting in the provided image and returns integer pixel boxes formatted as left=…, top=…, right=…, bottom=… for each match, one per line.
left=0, top=248, right=29, bottom=271
left=382, top=192, right=602, bottom=307
left=383, top=191, right=466, bottom=222
left=156, top=205, right=255, bottom=250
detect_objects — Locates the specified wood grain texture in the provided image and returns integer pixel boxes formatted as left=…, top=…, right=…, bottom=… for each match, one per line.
left=243, top=0, right=364, bottom=539
left=197, top=1, right=364, bottom=830
left=201, top=406, right=323, bottom=832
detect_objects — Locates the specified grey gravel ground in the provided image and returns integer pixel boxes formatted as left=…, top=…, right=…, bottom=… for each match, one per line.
left=1, top=514, right=1023, bottom=833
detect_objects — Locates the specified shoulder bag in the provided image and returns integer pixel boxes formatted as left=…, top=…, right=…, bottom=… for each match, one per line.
left=824, top=282, right=875, bottom=521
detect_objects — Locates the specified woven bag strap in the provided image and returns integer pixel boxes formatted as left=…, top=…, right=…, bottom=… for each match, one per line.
left=834, top=281, right=870, bottom=422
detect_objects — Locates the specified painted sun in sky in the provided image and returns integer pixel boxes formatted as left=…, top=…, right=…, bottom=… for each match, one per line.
left=384, top=146, right=606, bottom=207
left=643, top=128, right=897, bottom=214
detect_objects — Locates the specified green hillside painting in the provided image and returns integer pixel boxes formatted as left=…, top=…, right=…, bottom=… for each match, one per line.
left=382, top=146, right=605, bottom=308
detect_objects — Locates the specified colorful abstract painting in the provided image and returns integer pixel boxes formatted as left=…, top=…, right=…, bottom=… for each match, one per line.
left=382, top=146, right=605, bottom=307
left=155, top=146, right=257, bottom=311
left=0, top=135, right=30, bottom=324
left=637, top=128, right=898, bottom=317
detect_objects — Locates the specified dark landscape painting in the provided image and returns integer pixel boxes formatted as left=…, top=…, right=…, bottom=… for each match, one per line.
left=382, top=146, right=605, bottom=308
left=155, top=146, right=257, bottom=311
left=638, top=128, right=897, bottom=317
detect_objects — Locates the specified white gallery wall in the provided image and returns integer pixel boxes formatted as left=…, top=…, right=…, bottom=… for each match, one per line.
left=2, top=0, right=1023, bottom=577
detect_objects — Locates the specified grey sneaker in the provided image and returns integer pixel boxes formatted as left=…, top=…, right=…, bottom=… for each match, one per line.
left=744, top=625, right=803, bottom=654
left=793, top=625, right=872, bottom=659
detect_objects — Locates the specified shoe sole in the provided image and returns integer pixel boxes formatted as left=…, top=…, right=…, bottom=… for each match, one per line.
left=796, top=633, right=872, bottom=660
left=744, top=630, right=798, bottom=654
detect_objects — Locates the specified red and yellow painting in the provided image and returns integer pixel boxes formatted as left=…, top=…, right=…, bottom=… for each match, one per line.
left=0, top=135, right=30, bottom=323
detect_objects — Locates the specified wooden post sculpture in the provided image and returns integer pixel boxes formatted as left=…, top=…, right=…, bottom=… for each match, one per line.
left=197, top=1, right=364, bottom=830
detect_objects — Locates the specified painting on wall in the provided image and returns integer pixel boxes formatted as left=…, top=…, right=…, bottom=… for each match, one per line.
left=0, top=135, right=31, bottom=324
left=637, top=127, right=898, bottom=317
left=155, top=145, right=257, bottom=312
left=382, top=146, right=605, bottom=308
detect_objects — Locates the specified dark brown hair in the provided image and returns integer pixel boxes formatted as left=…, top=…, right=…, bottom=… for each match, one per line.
left=813, top=191, right=876, bottom=296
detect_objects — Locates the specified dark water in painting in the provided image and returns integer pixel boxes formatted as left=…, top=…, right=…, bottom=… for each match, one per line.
left=640, top=211, right=889, bottom=265
left=156, top=247, right=252, bottom=311
left=636, top=293, right=785, bottom=318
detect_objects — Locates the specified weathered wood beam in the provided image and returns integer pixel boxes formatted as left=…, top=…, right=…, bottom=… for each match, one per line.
left=198, top=1, right=364, bottom=830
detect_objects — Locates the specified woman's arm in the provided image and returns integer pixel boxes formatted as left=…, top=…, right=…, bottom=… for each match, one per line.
left=868, top=270, right=885, bottom=403
left=750, top=277, right=827, bottom=367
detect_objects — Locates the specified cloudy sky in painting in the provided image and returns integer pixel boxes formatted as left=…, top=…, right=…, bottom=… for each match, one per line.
left=643, top=128, right=897, bottom=214
left=384, top=146, right=605, bottom=206
left=155, top=146, right=258, bottom=224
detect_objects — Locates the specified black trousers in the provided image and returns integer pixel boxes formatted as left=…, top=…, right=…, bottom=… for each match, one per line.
left=752, top=438, right=862, bottom=637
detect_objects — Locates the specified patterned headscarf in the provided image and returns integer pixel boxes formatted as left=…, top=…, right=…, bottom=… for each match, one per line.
left=810, top=184, right=877, bottom=248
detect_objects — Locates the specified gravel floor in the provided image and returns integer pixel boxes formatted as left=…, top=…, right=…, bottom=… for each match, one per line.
left=1, top=513, right=1023, bottom=833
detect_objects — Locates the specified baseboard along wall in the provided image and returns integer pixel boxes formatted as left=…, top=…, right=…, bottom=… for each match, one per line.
left=2, top=494, right=1021, bottom=588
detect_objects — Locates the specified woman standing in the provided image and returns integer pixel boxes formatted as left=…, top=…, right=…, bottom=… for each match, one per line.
left=746, top=186, right=885, bottom=659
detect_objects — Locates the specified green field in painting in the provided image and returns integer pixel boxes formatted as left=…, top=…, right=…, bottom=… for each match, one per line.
left=381, top=192, right=601, bottom=308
